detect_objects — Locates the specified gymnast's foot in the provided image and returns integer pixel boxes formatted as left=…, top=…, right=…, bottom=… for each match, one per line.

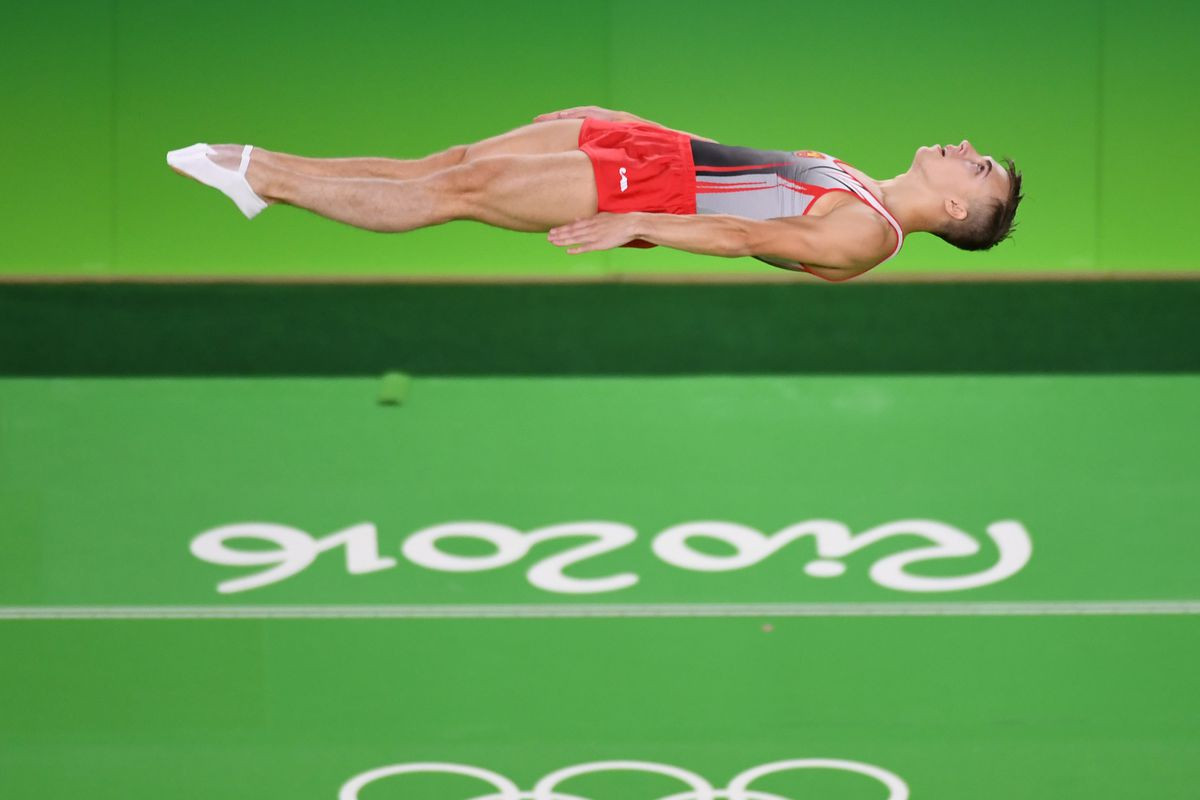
left=166, top=143, right=273, bottom=219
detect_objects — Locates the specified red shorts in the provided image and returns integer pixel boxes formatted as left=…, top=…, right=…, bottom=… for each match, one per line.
left=577, top=118, right=697, bottom=248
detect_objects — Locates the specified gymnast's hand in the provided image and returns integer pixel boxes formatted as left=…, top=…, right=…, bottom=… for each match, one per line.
left=533, top=105, right=623, bottom=123
left=548, top=213, right=639, bottom=254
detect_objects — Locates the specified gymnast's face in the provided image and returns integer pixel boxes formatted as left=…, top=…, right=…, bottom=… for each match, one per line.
left=914, top=140, right=1009, bottom=221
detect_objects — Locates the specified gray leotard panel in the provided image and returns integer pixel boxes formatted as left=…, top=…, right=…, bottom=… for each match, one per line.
left=690, top=139, right=903, bottom=271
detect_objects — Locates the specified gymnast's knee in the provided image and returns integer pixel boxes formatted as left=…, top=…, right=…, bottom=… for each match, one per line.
left=432, top=159, right=505, bottom=220
left=441, top=144, right=470, bottom=165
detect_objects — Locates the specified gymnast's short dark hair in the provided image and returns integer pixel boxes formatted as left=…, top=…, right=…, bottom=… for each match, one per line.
left=935, top=157, right=1023, bottom=252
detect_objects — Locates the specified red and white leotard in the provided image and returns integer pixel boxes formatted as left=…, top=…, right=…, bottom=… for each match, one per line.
left=577, top=119, right=903, bottom=276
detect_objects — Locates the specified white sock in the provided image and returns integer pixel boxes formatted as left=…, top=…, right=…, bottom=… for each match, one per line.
left=166, top=143, right=269, bottom=219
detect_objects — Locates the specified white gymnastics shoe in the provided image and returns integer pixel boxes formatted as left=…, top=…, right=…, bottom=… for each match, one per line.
left=166, top=143, right=269, bottom=219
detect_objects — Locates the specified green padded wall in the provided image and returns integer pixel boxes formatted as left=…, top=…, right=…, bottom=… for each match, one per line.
left=1, top=0, right=1197, bottom=276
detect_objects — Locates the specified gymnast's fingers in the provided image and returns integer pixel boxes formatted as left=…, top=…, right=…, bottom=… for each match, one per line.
left=548, top=231, right=588, bottom=248
left=548, top=218, right=594, bottom=240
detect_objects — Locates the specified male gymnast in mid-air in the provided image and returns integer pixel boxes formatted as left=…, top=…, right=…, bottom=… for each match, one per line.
left=167, top=105, right=1022, bottom=282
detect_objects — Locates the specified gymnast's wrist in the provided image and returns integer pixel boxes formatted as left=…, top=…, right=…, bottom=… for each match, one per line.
left=629, top=212, right=655, bottom=242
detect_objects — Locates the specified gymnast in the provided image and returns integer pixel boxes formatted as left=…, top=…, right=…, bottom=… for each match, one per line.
left=167, top=105, right=1022, bottom=282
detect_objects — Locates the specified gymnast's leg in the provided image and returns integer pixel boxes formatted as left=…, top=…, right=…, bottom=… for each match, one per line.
left=254, top=118, right=586, bottom=180
left=234, top=149, right=599, bottom=233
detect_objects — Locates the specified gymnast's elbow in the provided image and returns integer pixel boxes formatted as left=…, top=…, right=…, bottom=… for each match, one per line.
left=720, top=237, right=752, bottom=258
left=725, top=218, right=768, bottom=258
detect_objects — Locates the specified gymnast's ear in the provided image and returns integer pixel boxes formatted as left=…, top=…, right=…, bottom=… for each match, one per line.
left=944, top=196, right=969, bottom=222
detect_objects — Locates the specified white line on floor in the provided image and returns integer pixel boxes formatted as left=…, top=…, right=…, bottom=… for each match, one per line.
left=1, top=601, right=1199, bottom=620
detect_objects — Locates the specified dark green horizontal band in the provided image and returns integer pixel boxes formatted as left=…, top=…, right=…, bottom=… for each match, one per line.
left=2, top=280, right=1197, bottom=376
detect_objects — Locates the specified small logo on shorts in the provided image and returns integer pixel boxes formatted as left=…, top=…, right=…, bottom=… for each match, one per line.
left=619, top=167, right=629, bottom=192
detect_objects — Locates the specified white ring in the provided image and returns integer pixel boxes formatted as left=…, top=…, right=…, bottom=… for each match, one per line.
left=340, top=762, right=520, bottom=800
left=728, top=758, right=909, bottom=800
left=533, top=760, right=714, bottom=800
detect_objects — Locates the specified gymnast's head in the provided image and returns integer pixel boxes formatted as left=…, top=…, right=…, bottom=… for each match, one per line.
left=910, top=140, right=1023, bottom=251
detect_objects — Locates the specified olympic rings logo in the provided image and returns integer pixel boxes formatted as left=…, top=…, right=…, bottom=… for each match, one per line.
left=339, top=759, right=909, bottom=800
